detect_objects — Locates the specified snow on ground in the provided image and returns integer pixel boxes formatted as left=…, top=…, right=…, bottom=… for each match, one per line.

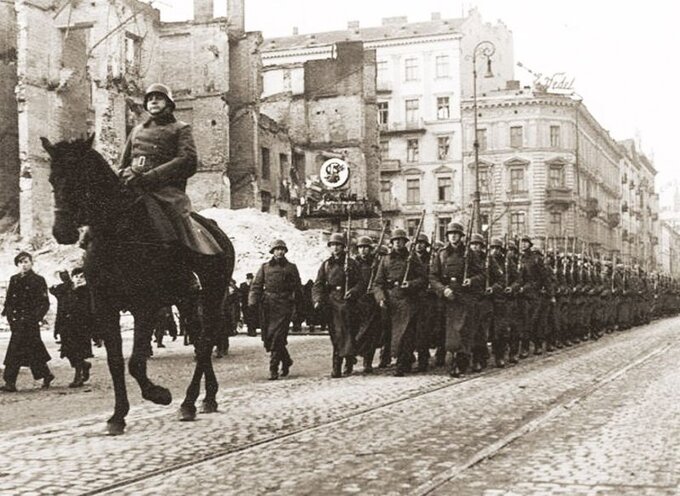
left=201, top=208, right=328, bottom=283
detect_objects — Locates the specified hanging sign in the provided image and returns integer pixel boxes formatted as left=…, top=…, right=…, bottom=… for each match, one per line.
left=319, top=158, right=350, bottom=189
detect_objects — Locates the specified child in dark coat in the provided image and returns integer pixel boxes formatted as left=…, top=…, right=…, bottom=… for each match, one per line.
left=60, top=268, right=94, bottom=388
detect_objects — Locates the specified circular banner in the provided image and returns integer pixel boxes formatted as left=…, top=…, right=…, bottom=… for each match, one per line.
left=320, top=158, right=350, bottom=189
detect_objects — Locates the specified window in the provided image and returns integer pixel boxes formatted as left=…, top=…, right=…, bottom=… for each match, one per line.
left=406, top=178, right=420, bottom=204
left=510, top=126, right=523, bottom=148
left=405, top=99, right=419, bottom=123
left=377, top=60, right=388, bottom=82
left=405, top=57, right=419, bottom=81
left=279, top=153, right=288, bottom=178
left=479, top=168, right=490, bottom=198
left=550, top=211, right=562, bottom=234
left=380, top=140, right=389, bottom=160
left=406, top=218, right=419, bottom=237
left=480, top=213, right=490, bottom=232
left=438, top=217, right=451, bottom=242
left=510, top=211, right=526, bottom=235
left=549, top=165, right=565, bottom=188
left=476, top=128, right=488, bottom=151
left=125, top=34, right=142, bottom=73
left=510, top=167, right=525, bottom=193
left=406, top=139, right=419, bottom=162
left=378, top=102, right=389, bottom=125
left=437, top=136, right=450, bottom=160
left=261, top=147, right=270, bottom=180
left=435, top=55, right=450, bottom=78
left=436, top=97, right=450, bottom=120
left=380, top=180, right=392, bottom=206
left=437, top=177, right=452, bottom=202
left=550, top=125, right=561, bottom=148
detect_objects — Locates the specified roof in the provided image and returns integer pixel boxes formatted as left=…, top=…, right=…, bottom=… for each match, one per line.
left=262, top=17, right=466, bottom=52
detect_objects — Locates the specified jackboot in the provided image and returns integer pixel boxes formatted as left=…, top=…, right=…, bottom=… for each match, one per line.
left=362, top=353, right=374, bottom=374
left=416, top=352, right=429, bottom=373
left=331, top=355, right=342, bottom=378
left=268, top=353, right=279, bottom=380
left=343, top=356, right=356, bottom=376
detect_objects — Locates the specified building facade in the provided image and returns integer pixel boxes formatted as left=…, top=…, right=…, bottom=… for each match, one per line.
left=461, top=84, right=625, bottom=256
left=261, top=9, right=514, bottom=239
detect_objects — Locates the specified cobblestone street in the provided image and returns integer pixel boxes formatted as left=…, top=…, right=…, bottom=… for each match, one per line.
left=0, top=317, right=678, bottom=496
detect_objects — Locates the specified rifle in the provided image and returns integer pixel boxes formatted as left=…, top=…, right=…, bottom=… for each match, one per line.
left=366, top=222, right=388, bottom=293
left=463, top=215, right=474, bottom=281
left=504, top=233, right=510, bottom=288
left=485, top=218, right=493, bottom=290
left=401, top=210, right=426, bottom=287
left=563, top=235, right=568, bottom=278
left=344, top=210, right=352, bottom=298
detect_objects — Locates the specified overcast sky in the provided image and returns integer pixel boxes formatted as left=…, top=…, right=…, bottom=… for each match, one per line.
left=152, top=0, right=678, bottom=199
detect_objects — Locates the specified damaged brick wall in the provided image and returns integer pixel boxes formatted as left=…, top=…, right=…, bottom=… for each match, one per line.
left=0, top=0, right=19, bottom=231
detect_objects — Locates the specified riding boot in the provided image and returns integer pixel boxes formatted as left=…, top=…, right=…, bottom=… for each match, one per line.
left=343, top=356, right=356, bottom=376
left=281, top=347, right=293, bottom=377
left=362, top=352, right=374, bottom=374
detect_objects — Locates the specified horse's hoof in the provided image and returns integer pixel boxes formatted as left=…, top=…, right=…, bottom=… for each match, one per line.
left=142, top=385, right=172, bottom=406
left=106, top=421, right=125, bottom=436
left=200, top=400, right=218, bottom=414
left=179, top=405, right=197, bottom=421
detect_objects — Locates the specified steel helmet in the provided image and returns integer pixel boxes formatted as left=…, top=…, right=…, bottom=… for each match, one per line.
left=269, top=239, right=288, bottom=254
left=416, top=233, right=430, bottom=246
left=390, top=229, right=409, bottom=242
left=470, top=233, right=485, bottom=245
left=446, top=222, right=464, bottom=235
left=356, top=236, right=373, bottom=247
left=144, top=83, right=176, bottom=111
left=327, top=233, right=346, bottom=247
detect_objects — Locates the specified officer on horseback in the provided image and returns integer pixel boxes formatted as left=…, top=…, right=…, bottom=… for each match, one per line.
left=118, top=83, right=222, bottom=261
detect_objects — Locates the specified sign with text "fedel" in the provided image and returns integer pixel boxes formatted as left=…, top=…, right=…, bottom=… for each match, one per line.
left=534, top=72, right=576, bottom=94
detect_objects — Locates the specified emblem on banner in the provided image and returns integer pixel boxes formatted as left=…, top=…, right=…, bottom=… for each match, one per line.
left=319, top=158, right=350, bottom=189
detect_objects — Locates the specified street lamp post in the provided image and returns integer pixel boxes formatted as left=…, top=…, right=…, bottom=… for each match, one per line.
left=471, top=40, right=496, bottom=234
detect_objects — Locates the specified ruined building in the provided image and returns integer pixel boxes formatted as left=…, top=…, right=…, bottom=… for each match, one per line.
left=1, top=0, right=378, bottom=239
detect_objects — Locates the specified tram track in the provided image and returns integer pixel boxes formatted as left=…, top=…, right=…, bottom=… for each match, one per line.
left=80, top=331, right=673, bottom=496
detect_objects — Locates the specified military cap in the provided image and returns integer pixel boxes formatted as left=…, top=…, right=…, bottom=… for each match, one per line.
left=269, top=239, right=288, bottom=253
left=356, top=236, right=373, bottom=247
left=144, top=83, right=176, bottom=111
left=469, top=233, right=485, bottom=245
left=327, top=233, right=346, bottom=247
left=416, top=233, right=430, bottom=246
left=13, top=251, right=32, bottom=266
left=390, top=229, right=409, bottom=242
left=489, top=237, right=503, bottom=248
left=446, top=222, right=465, bottom=235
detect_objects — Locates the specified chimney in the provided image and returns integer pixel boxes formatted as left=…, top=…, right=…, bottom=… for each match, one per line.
left=506, top=80, right=520, bottom=90
left=227, top=0, right=245, bottom=32
left=292, top=26, right=299, bottom=35
left=347, top=20, right=360, bottom=30
left=194, top=0, right=213, bottom=22
left=431, top=12, right=441, bottom=21
left=381, top=16, right=408, bottom=26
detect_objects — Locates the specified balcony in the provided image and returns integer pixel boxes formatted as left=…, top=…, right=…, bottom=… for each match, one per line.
left=380, top=119, right=426, bottom=135
left=380, top=198, right=401, bottom=213
left=545, top=187, right=573, bottom=207
left=585, top=197, right=600, bottom=219
left=376, top=79, right=392, bottom=93
left=380, top=158, right=401, bottom=173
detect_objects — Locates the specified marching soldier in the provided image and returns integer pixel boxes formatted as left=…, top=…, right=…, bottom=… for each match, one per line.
left=248, top=240, right=303, bottom=380
left=504, top=240, right=522, bottom=363
left=429, top=222, right=484, bottom=377
left=468, top=233, right=489, bottom=372
left=484, top=237, right=507, bottom=368
left=313, top=233, right=363, bottom=378
left=373, top=229, right=427, bottom=376
left=413, top=233, right=435, bottom=372
left=430, top=240, right=447, bottom=367
left=354, top=236, right=383, bottom=373
left=518, top=236, right=548, bottom=357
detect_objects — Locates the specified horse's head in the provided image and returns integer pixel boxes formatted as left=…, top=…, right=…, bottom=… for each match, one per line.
left=41, top=134, right=115, bottom=245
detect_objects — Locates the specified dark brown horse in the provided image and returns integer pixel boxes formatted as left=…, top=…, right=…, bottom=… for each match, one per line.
left=41, top=135, right=234, bottom=435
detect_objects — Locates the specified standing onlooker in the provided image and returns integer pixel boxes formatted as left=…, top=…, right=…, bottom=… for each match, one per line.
left=49, top=270, right=72, bottom=343
left=1, top=252, right=54, bottom=392
left=239, top=274, right=257, bottom=336
left=60, top=268, right=94, bottom=388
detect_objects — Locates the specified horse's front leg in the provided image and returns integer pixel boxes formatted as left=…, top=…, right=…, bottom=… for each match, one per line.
left=178, top=295, right=204, bottom=421
left=99, top=304, right=129, bottom=435
left=129, top=307, right=172, bottom=406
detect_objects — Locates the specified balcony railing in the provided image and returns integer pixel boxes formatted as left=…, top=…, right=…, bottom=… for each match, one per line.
left=376, top=79, right=392, bottom=92
left=545, top=187, right=573, bottom=206
left=380, top=198, right=401, bottom=213
left=381, top=119, right=426, bottom=134
left=380, top=159, right=401, bottom=172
